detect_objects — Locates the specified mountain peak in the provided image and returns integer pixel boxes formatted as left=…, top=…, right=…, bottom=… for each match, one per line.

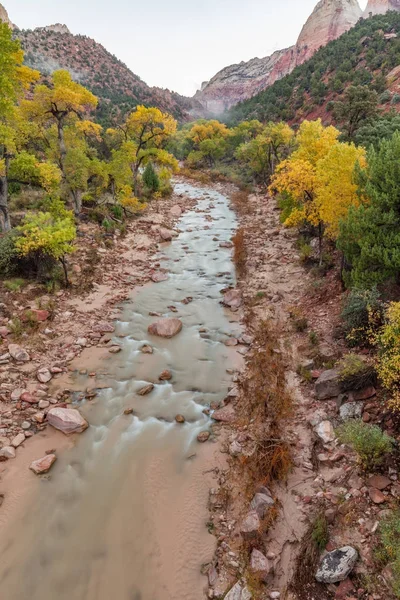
left=297, top=0, right=362, bottom=59
left=363, top=0, right=400, bottom=16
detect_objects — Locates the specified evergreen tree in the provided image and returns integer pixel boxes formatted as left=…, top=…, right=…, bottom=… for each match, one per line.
left=142, top=162, right=159, bottom=193
left=338, top=131, right=400, bottom=288
left=333, top=85, right=379, bottom=141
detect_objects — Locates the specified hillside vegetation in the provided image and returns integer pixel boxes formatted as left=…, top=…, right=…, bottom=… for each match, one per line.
left=228, top=11, right=400, bottom=125
left=16, top=28, right=199, bottom=126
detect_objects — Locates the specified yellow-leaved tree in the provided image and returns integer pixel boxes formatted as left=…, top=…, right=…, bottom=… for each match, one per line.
left=21, top=70, right=100, bottom=214
left=269, top=119, right=365, bottom=259
left=107, top=105, right=178, bottom=201
left=0, top=22, right=40, bottom=231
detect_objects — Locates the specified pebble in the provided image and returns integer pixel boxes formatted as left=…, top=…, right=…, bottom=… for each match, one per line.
left=21, top=421, right=31, bottom=430
left=175, top=415, right=185, bottom=424
left=0, top=446, right=16, bottom=459
left=11, top=433, right=25, bottom=448
left=197, top=431, right=210, bottom=443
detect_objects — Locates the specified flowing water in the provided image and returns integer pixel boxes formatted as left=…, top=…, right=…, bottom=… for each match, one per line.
left=0, top=183, right=242, bottom=600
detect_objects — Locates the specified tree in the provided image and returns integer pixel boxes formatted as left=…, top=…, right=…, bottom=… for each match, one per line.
left=269, top=120, right=340, bottom=257
left=315, top=143, right=366, bottom=239
left=0, top=23, right=40, bottom=231
left=21, top=70, right=100, bottom=213
left=15, top=199, right=76, bottom=286
left=142, top=162, right=159, bottom=193
left=236, top=122, right=294, bottom=185
left=338, top=131, right=400, bottom=288
left=333, top=85, right=379, bottom=141
left=107, top=105, right=177, bottom=195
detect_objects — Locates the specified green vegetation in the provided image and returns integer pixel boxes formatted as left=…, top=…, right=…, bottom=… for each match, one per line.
left=336, top=420, right=394, bottom=471
left=228, top=12, right=400, bottom=124
left=378, top=512, right=400, bottom=598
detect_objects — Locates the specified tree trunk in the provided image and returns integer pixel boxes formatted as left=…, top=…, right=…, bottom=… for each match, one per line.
left=57, top=119, right=67, bottom=177
left=0, top=156, right=11, bottom=233
left=59, top=256, right=70, bottom=287
left=318, top=221, right=324, bottom=267
left=71, top=189, right=82, bottom=216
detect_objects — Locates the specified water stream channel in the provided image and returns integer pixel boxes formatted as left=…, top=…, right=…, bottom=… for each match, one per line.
left=0, top=182, right=242, bottom=600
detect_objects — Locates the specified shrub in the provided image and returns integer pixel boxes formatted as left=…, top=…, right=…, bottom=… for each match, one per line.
left=341, top=287, right=383, bottom=347
left=0, top=233, right=20, bottom=277
left=336, top=353, right=376, bottom=391
left=312, top=513, right=329, bottom=550
left=142, top=162, right=160, bottom=193
left=337, top=420, right=394, bottom=470
left=376, top=302, right=400, bottom=412
left=3, top=278, right=25, bottom=292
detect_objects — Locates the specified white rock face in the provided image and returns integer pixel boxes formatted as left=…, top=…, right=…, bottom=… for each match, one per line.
left=0, top=3, right=14, bottom=28
left=363, top=0, right=400, bottom=16
left=36, top=23, right=71, bottom=34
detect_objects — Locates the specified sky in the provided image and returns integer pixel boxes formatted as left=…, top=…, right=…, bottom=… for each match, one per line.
left=6, top=0, right=369, bottom=97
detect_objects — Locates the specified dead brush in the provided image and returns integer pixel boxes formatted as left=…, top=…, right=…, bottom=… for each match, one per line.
left=232, top=228, right=247, bottom=278
left=230, top=190, right=253, bottom=215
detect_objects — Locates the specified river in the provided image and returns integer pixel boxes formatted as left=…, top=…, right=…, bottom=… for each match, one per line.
left=0, top=182, right=242, bottom=600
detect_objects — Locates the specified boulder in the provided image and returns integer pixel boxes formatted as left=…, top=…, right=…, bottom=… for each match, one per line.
left=11, top=433, right=25, bottom=448
left=212, top=405, right=236, bottom=423
left=148, top=318, right=183, bottom=338
left=197, top=431, right=210, bottom=443
left=137, top=384, right=154, bottom=396
left=37, top=367, right=52, bottom=384
left=92, top=321, right=115, bottom=334
left=340, top=402, right=363, bottom=421
left=315, top=369, right=341, bottom=400
left=222, top=289, right=242, bottom=309
left=369, top=488, right=386, bottom=504
left=250, top=549, right=272, bottom=581
left=170, top=205, right=182, bottom=217
left=27, top=309, right=50, bottom=322
left=30, top=454, right=57, bottom=475
left=0, top=446, right=16, bottom=459
left=316, top=547, right=358, bottom=583
left=315, top=420, right=335, bottom=443
left=368, top=474, right=391, bottom=490
left=225, top=582, right=252, bottom=600
left=250, top=492, right=275, bottom=518
left=20, top=392, right=37, bottom=404
left=47, top=407, right=88, bottom=435
left=8, top=344, right=30, bottom=362
left=240, top=510, right=260, bottom=539
left=159, top=370, right=172, bottom=381
left=159, top=228, right=174, bottom=241
left=151, top=272, right=169, bottom=283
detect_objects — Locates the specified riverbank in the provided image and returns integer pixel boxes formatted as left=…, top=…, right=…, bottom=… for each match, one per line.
left=206, top=187, right=398, bottom=600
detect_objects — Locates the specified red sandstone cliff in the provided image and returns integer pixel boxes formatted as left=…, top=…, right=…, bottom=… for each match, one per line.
left=363, top=0, right=400, bottom=16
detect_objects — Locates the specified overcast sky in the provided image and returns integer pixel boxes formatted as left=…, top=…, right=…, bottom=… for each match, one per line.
left=7, top=0, right=368, bottom=96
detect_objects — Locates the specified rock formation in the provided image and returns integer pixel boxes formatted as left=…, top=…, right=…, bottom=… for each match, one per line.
left=363, top=0, right=400, bottom=16
left=195, top=0, right=363, bottom=115
left=0, top=3, right=14, bottom=28
left=37, top=23, right=71, bottom=34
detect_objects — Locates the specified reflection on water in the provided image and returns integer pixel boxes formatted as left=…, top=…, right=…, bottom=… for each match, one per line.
left=0, top=183, right=241, bottom=600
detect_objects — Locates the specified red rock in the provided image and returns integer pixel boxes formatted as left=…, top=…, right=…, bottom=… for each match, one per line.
left=212, top=405, right=236, bottom=423
left=368, top=488, right=386, bottom=504
left=151, top=272, right=169, bottom=283
left=47, top=407, right=88, bottom=435
left=197, top=431, right=210, bottom=443
left=222, top=289, right=242, bottom=309
left=20, top=392, right=37, bottom=404
left=30, top=454, right=57, bottom=475
left=148, top=318, right=183, bottom=338
left=137, top=384, right=154, bottom=396
left=159, top=370, right=172, bottom=381
left=335, top=578, right=355, bottom=599
left=159, top=228, right=174, bottom=241
left=368, top=475, right=391, bottom=490
left=362, top=412, right=371, bottom=423
left=92, top=321, right=115, bottom=334
left=240, top=510, right=260, bottom=539
left=0, top=326, right=10, bottom=338
left=225, top=338, right=238, bottom=346
left=25, top=309, right=50, bottom=322
left=353, top=386, right=376, bottom=401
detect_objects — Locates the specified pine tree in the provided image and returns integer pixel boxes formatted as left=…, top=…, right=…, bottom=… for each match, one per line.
left=338, top=131, right=400, bottom=288
left=142, top=162, right=159, bottom=193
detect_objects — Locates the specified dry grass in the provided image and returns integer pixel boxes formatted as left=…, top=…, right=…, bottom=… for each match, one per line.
left=179, top=167, right=211, bottom=184
left=230, top=190, right=253, bottom=216
left=232, top=228, right=247, bottom=278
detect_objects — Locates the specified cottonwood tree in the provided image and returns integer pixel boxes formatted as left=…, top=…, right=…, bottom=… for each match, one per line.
left=0, top=23, right=40, bottom=231
left=107, top=105, right=178, bottom=198
left=21, top=70, right=100, bottom=214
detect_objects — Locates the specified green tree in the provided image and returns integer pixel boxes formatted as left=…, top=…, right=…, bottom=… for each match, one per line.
left=338, top=131, right=400, bottom=288
left=142, top=162, right=159, bottom=193
left=333, top=85, right=379, bottom=141
left=0, top=22, right=40, bottom=231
